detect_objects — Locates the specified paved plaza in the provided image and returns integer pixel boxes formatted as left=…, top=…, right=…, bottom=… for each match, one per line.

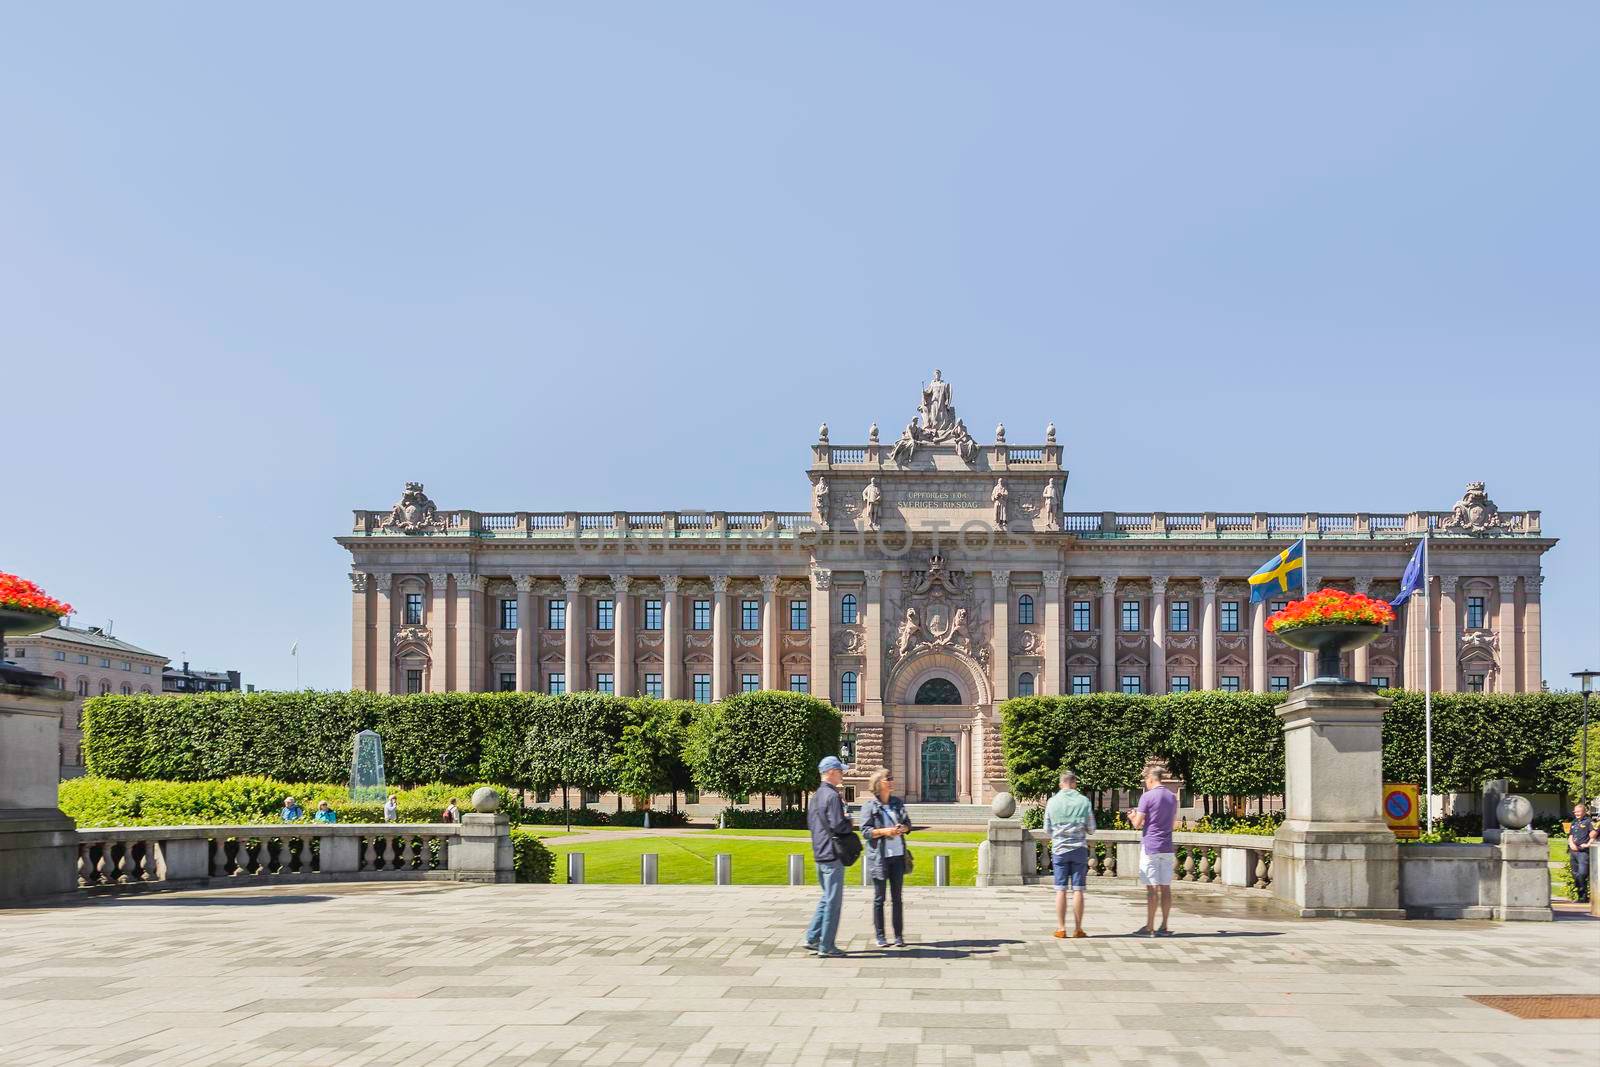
left=1, top=881, right=1595, bottom=1066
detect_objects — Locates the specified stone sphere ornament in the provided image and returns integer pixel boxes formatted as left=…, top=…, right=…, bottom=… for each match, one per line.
left=991, top=792, right=1017, bottom=819
left=1496, top=794, right=1533, bottom=832
left=470, top=787, right=501, bottom=814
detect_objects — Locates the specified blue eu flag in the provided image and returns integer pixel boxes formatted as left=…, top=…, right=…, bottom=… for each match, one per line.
left=1389, top=539, right=1426, bottom=609
left=1247, top=539, right=1305, bottom=604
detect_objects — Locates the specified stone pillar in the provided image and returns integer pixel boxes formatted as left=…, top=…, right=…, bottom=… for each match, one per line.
left=1271, top=685, right=1403, bottom=918
left=1436, top=576, right=1458, bottom=693
left=0, top=674, right=78, bottom=902
left=1149, top=576, right=1167, bottom=694
left=662, top=575, right=682, bottom=700
left=1521, top=574, right=1543, bottom=694
left=1351, top=578, right=1372, bottom=683
left=373, top=573, right=394, bottom=695
left=428, top=571, right=451, bottom=692
left=1043, top=570, right=1063, bottom=696
left=1098, top=576, right=1117, bottom=693
left=863, top=570, right=884, bottom=717
left=990, top=571, right=1011, bottom=700
left=611, top=575, right=633, bottom=697
left=711, top=573, right=730, bottom=700
left=976, top=817, right=1027, bottom=887
left=454, top=573, right=485, bottom=693
left=810, top=568, right=831, bottom=703
left=562, top=573, right=584, bottom=694
left=760, top=574, right=779, bottom=691
left=1200, top=576, right=1219, bottom=691
left=514, top=576, right=536, bottom=691
left=1250, top=597, right=1268, bottom=693
left=452, top=812, right=515, bottom=884
left=350, top=571, right=371, bottom=691
left=1496, top=576, right=1518, bottom=693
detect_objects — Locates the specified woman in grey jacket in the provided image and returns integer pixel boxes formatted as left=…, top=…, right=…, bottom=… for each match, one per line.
left=859, top=769, right=912, bottom=947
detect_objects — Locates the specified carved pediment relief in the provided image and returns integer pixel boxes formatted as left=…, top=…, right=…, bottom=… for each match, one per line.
left=492, top=633, right=515, bottom=650
left=782, top=634, right=809, bottom=649
left=1218, top=635, right=1248, bottom=653
left=637, top=635, right=664, bottom=650
left=734, top=635, right=762, bottom=649
left=394, top=625, right=431, bottom=647
left=1166, top=635, right=1198, bottom=651
left=685, top=634, right=712, bottom=650
left=834, top=628, right=865, bottom=654
left=1116, top=635, right=1146, bottom=651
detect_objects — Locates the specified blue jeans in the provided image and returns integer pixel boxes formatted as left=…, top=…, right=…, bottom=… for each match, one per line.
left=1571, top=850, right=1591, bottom=900
left=805, top=860, right=845, bottom=952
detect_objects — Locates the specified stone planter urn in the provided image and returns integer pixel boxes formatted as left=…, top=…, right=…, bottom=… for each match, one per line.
left=1274, top=623, right=1384, bottom=685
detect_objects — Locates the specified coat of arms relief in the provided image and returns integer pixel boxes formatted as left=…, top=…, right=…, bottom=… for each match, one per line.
left=884, top=555, right=992, bottom=670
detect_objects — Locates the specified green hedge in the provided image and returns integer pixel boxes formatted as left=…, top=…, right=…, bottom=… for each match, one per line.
left=685, top=691, right=840, bottom=800
left=1002, top=691, right=1587, bottom=801
left=718, top=807, right=810, bottom=830
left=57, top=776, right=502, bottom=828
left=509, top=827, right=555, bottom=883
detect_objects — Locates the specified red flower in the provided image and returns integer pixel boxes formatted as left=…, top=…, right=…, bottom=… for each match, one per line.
left=0, top=573, right=72, bottom=618
left=1267, top=588, right=1394, bottom=633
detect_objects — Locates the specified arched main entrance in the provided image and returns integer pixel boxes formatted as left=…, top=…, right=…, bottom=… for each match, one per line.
left=914, top=677, right=962, bottom=704
left=920, top=737, right=958, bottom=802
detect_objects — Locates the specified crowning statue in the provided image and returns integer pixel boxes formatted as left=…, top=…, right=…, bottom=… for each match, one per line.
left=889, top=419, right=919, bottom=465
left=1439, top=481, right=1511, bottom=534
left=874, top=369, right=976, bottom=465
left=861, top=477, right=883, bottom=531
left=379, top=482, right=448, bottom=534
left=1040, top=477, right=1059, bottom=531
left=920, top=369, right=955, bottom=433
left=812, top=476, right=830, bottom=530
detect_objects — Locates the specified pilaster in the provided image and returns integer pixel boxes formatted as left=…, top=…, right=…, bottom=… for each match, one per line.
left=611, top=574, right=633, bottom=697
left=454, top=573, right=486, bottom=693
left=1521, top=574, right=1542, bottom=692
left=428, top=571, right=451, bottom=692
left=1149, top=576, right=1167, bottom=694
left=1436, top=576, right=1458, bottom=693
left=810, top=568, right=832, bottom=703
left=1098, top=576, right=1117, bottom=693
left=514, top=575, right=536, bottom=692
left=1200, top=576, right=1219, bottom=692
left=760, top=574, right=779, bottom=691
left=863, top=570, right=884, bottom=717
left=1403, top=587, right=1427, bottom=690
left=711, top=573, right=730, bottom=701
left=1496, top=576, right=1518, bottom=693
left=373, top=573, right=394, bottom=695
left=662, top=575, right=682, bottom=700
left=561, top=573, right=584, bottom=694
left=1350, top=577, right=1372, bottom=683
left=350, top=572, right=371, bottom=691
left=1250, top=596, right=1267, bottom=693
left=1042, top=570, right=1062, bottom=696
left=990, top=571, right=1010, bottom=700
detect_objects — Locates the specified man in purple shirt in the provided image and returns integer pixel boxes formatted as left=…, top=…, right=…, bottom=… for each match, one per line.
left=1128, top=763, right=1177, bottom=937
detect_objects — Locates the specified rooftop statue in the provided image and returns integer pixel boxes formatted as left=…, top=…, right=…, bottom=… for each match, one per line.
left=379, top=482, right=448, bottom=534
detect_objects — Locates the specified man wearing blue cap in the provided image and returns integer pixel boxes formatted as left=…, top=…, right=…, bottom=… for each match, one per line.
left=805, top=755, right=854, bottom=957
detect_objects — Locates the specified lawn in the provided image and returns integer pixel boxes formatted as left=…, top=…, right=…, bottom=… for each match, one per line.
left=545, top=836, right=979, bottom=886
left=704, top=828, right=985, bottom=845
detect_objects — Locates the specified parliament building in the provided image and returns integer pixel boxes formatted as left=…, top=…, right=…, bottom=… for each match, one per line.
left=337, top=373, right=1554, bottom=803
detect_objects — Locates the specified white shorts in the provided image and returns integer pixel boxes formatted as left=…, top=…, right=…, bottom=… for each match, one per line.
left=1138, top=850, right=1176, bottom=887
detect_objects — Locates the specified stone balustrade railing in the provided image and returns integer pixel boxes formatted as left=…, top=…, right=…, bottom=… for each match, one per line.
left=1022, top=829, right=1274, bottom=891
left=350, top=508, right=1540, bottom=539
left=73, top=819, right=512, bottom=894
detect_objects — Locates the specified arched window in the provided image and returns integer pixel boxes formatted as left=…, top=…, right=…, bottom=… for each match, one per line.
left=76, top=678, right=89, bottom=697
left=1017, top=594, right=1035, bottom=625
left=840, top=594, right=857, bottom=625
left=1017, top=672, right=1035, bottom=696
left=120, top=683, right=132, bottom=695
left=99, top=680, right=112, bottom=696
left=139, top=686, right=152, bottom=695
left=839, top=671, right=858, bottom=705
left=914, top=677, right=962, bottom=705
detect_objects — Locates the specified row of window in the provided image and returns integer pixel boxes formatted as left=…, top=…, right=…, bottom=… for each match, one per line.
left=410, top=669, right=816, bottom=700
left=63, top=677, right=153, bottom=697
left=21, top=648, right=153, bottom=673
left=407, top=594, right=815, bottom=633
left=1055, top=598, right=1286, bottom=634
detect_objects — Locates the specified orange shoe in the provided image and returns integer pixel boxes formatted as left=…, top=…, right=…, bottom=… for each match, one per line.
left=1072, top=929, right=1088, bottom=939
left=1052, top=928, right=1067, bottom=938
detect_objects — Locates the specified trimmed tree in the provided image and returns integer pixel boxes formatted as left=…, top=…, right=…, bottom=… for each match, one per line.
left=614, top=699, right=698, bottom=813
left=687, top=691, right=840, bottom=808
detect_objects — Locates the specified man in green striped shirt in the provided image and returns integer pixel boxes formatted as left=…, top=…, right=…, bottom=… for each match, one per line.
left=1044, top=769, right=1096, bottom=938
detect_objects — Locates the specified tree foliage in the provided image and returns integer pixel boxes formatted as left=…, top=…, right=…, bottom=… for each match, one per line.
left=686, top=691, right=840, bottom=801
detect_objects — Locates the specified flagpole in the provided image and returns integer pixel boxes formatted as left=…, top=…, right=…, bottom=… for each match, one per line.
left=1423, top=532, right=1433, bottom=834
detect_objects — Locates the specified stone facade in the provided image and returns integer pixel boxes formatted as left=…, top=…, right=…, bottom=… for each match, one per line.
left=337, top=374, right=1554, bottom=803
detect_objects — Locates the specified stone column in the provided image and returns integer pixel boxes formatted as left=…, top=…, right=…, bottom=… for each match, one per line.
left=1350, top=578, right=1372, bottom=683
left=514, top=576, right=535, bottom=691
left=1043, top=570, right=1063, bottom=696
left=454, top=573, right=486, bottom=693
left=990, top=571, right=1011, bottom=700
left=662, top=575, right=682, bottom=700
left=863, top=570, right=884, bottom=717
left=1250, top=597, right=1268, bottom=693
left=711, top=573, right=730, bottom=700
left=1149, top=576, right=1167, bottom=694
left=350, top=572, right=371, bottom=691
left=611, top=574, right=633, bottom=697
left=1272, top=685, right=1403, bottom=918
left=810, top=568, right=832, bottom=702
left=1521, top=574, right=1542, bottom=692
left=373, top=573, right=394, bottom=695
left=1437, top=576, right=1458, bottom=693
left=1200, top=577, right=1219, bottom=692
left=958, top=724, right=973, bottom=804
left=562, top=573, right=584, bottom=694
left=1496, top=576, right=1518, bottom=693
left=428, top=571, right=451, bottom=692
left=1098, top=576, right=1117, bottom=693
left=760, top=574, right=779, bottom=691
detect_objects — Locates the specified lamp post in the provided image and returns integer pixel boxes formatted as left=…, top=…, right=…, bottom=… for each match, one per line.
left=1572, top=670, right=1597, bottom=805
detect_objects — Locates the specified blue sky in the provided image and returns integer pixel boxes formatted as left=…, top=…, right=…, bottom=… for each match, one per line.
left=3, top=6, right=1595, bottom=690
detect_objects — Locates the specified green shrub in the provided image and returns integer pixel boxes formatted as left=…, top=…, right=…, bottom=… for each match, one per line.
left=515, top=807, right=611, bottom=826
left=1560, top=721, right=1600, bottom=803
left=687, top=691, right=840, bottom=801
left=608, top=809, right=690, bottom=828
left=58, top=776, right=505, bottom=828
left=718, top=807, right=809, bottom=830
left=509, top=827, right=555, bottom=883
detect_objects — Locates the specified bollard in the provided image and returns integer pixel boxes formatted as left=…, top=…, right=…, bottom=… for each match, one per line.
left=641, top=853, right=659, bottom=885
left=715, top=853, right=732, bottom=885
left=567, top=852, right=585, bottom=885
left=935, top=854, right=949, bottom=887
left=788, top=854, right=805, bottom=885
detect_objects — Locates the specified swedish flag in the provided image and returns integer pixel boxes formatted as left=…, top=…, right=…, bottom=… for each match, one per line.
left=1248, top=539, right=1305, bottom=603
